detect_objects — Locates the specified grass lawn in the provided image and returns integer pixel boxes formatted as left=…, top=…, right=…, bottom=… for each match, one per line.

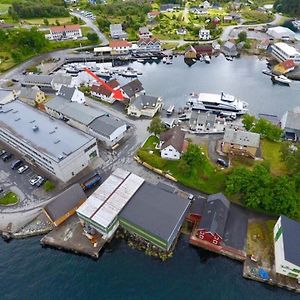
left=24, top=17, right=73, bottom=26
left=0, top=191, right=19, bottom=206
left=261, top=139, right=287, bottom=176
left=0, top=4, right=10, bottom=14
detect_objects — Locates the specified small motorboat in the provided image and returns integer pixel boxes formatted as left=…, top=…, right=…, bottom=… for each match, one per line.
left=262, top=69, right=273, bottom=76
left=225, top=56, right=233, bottom=61
left=204, top=55, right=211, bottom=64
left=162, top=57, right=167, bottom=63
left=165, top=57, right=173, bottom=64
left=271, top=75, right=292, bottom=86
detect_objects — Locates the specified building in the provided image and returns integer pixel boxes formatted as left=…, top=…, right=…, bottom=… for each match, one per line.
left=274, top=215, right=300, bottom=281
left=137, top=38, right=161, bottom=52
left=43, top=184, right=86, bottom=227
left=160, top=4, right=181, bottom=12
left=45, top=95, right=127, bottom=147
left=267, top=26, right=296, bottom=41
left=139, top=27, right=152, bottom=39
left=222, top=128, right=260, bottom=158
left=221, top=41, right=238, bottom=57
left=271, top=42, right=300, bottom=65
left=189, top=110, right=225, bottom=133
left=176, top=28, right=187, bottom=35
left=127, top=94, right=163, bottom=118
left=57, top=85, right=85, bottom=104
left=185, top=45, right=197, bottom=59
left=90, top=79, right=120, bottom=103
left=46, top=25, right=82, bottom=40
left=0, top=89, right=17, bottom=104
left=257, top=38, right=270, bottom=50
left=195, top=193, right=230, bottom=246
left=19, top=86, right=46, bottom=106
left=190, top=7, right=207, bottom=15
left=201, top=1, right=211, bottom=9
left=273, top=59, right=296, bottom=75
left=121, top=79, right=145, bottom=101
left=199, top=29, right=211, bottom=40
left=109, top=40, right=132, bottom=54
left=258, top=113, right=280, bottom=126
left=109, top=24, right=128, bottom=39
left=159, top=126, right=187, bottom=160
left=281, top=109, right=300, bottom=141
left=224, top=15, right=233, bottom=23
left=93, top=46, right=112, bottom=56
left=147, top=11, right=160, bottom=19
left=0, top=101, right=98, bottom=182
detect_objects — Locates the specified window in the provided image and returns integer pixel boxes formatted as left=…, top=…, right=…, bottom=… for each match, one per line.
left=275, top=226, right=282, bottom=241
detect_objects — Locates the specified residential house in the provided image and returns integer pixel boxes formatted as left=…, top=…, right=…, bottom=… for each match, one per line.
left=195, top=193, right=230, bottom=246
left=45, top=25, right=82, bottom=40
left=109, top=24, right=128, bottom=39
left=57, top=85, right=85, bottom=104
left=201, top=1, right=211, bottom=9
left=0, top=89, right=17, bottom=105
left=199, top=29, right=211, bottom=40
left=147, top=11, right=160, bottom=20
left=19, top=86, right=45, bottom=106
left=190, top=7, right=207, bottom=15
left=281, top=109, right=300, bottom=141
left=230, top=13, right=241, bottom=22
left=159, top=126, right=187, bottom=160
left=221, top=41, right=238, bottom=57
left=267, top=26, right=296, bottom=41
left=137, top=38, right=161, bottom=52
left=121, top=79, right=145, bottom=102
left=160, top=4, right=180, bottom=13
left=194, top=44, right=214, bottom=57
left=222, top=128, right=260, bottom=158
left=185, top=45, right=197, bottom=59
left=109, top=40, right=132, bottom=54
left=273, top=59, right=296, bottom=75
left=90, top=79, right=120, bottom=103
left=127, top=94, right=163, bottom=118
left=271, top=42, right=300, bottom=65
left=257, top=38, right=270, bottom=50
left=224, top=15, right=233, bottom=23
left=139, top=27, right=152, bottom=39
left=176, top=28, right=187, bottom=35
left=274, top=215, right=300, bottom=281
left=189, top=111, right=225, bottom=133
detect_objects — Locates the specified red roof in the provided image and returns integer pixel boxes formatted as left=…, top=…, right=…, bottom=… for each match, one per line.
left=91, top=80, right=120, bottom=97
left=148, top=11, right=160, bottom=16
left=109, top=40, right=132, bottom=48
left=138, top=38, right=160, bottom=45
left=281, top=59, right=296, bottom=70
left=50, top=24, right=81, bottom=33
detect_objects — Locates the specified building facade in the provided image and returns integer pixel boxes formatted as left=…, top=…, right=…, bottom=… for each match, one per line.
left=46, top=25, right=82, bottom=40
left=271, top=43, right=300, bottom=65
left=199, top=29, right=211, bottom=40
left=137, top=38, right=161, bottom=52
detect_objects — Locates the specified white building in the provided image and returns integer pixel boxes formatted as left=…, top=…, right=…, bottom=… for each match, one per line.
left=57, top=85, right=85, bottom=104
left=271, top=42, right=300, bottom=65
left=0, top=101, right=98, bottom=182
left=274, top=215, right=300, bottom=282
left=109, top=24, right=128, bottom=39
left=267, top=26, right=296, bottom=41
left=139, top=27, right=152, bottom=39
left=46, top=25, right=82, bottom=41
left=199, top=29, right=211, bottom=40
left=90, top=79, right=120, bottom=104
left=0, top=89, right=17, bottom=105
left=109, top=40, right=132, bottom=54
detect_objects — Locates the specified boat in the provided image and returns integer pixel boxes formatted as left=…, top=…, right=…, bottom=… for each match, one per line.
left=199, top=55, right=204, bottom=62
left=95, top=70, right=111, bottom=80
left=121, top=68, right=138, bottom=78
left=262, top=69, right=273, bottom=76
left=271, top=75, right=291, bottom=86
left=65, top=67, right=80, bottom=74
left=225, top=56, right=233, bottom=61
left=204, top=55, right=211, bottom=64
left=165, top=57, right=173, bottom=65
left=166, top=105, right=175, bottom=116
left=162, top=57, right=167, bottom=63
left=187, top=91, right=248, bottom=115
left=137, top=58, right=145, bottom=63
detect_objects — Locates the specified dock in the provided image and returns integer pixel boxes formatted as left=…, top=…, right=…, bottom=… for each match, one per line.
left=40, top=215, right=106, bottom=259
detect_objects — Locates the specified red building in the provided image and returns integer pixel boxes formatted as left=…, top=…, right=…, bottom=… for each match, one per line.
left=195, top=193, right=230, bottom=246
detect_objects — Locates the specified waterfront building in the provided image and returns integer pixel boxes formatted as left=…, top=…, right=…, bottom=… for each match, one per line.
left=0, top=101, right=98, bottom=182
left=158, top=126, right=187, bottom=160
left=267, top=26, right=296, bottom=41
left=121, top=79, right=145, bottom=102
left=160, top=4, right=181, bottom=12
left=138, top=27, right=152, bottom=39
left=109, top=40, right=132, bottom=54
left=147, top=11, right=160, bottom=19
left=273, top=59, right=296, bottom=74
left=43, top=184, right=86, bottom=227
left=57, top=85, right=85, bottom=104
left=45, top=25, right=82, bottom=40
left=221, top=41, right=238, bottom=57
left=19, top=86, right=45, bottom=106
left=91, top=79, right=120, bottom=103
left=137, top=38, right=161, bottom=52
left=195, top=193, right=230, bottom=246
left=222, top=128, right=260, bottom=158
left=189, top=110, right=225, bottom=133
left=281, top=109, right=300, bottom=141
left=274, top=215, right=300, bottom=281
left=109, top=24, right=128, bottom=39
left=199, top=29, right=211, bottom=40
left=0, top=88, right=17, bottom=104
left=127, top=94, right=163, bottom=118
left=271, top=43, right=300, bottom=65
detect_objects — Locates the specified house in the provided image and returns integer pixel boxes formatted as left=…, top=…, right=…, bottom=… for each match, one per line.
left=137, top=38, right=161, bottom=52
left=267, top=26, right=296, bottom=41
left=160, top=4, right=180, bottom=12
left=271, top=42, right=300, bottom=65
left=222, top=128, right=260, bottom=158
left=195, top=193, right=230, bottom=246
left=185, top=45, right=197, bottom=59
left=127, top=94, right=163, bottom=118
left=43, top=184, right=86, bottom=227
left=212, top=41, right=221, bottom=51
left=109, top=24, right=128, bottom=39
left=90, top=79, right=120, bottom=103
left=273, top=59, right=296, bottom=75
left=190, top=7, right=207, bottom=15
left=221, top=41, right=238, bottom=57
left=201, top=1, right=211, bottom=9
left=281, top=109, right=300, bottom=141
left=121, top=79, right=145, bottom=101
left=57, top=85, right=85, bottom=104
left=147, top=11, right=160, bottom=19
left=0, top=89, right=17, bottom=105
left=176, top=28, right=187, bottom=35
left=274, top=215, right=300, bottom=281
left=189, top=111, right=225, bottom=132
left=257, top=38, right=270, bottom=50
left=19, top=86, right=45, bottom=106
left=139, top=27, right=152, bottom=39
left=45, top=25, right=82, bottom=40
left=230, top=13, right=241, bottom=22
left=224, top=15, right=233, bottom=23
left=109, top=40, right=132, bottom=54
left=194, top=44, right=214, bottom=57
left=159, top=126, right=186, bottom=160
left=199, top=29, right=211, bottom=40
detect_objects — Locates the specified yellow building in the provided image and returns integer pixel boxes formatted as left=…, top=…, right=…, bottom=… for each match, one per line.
left=19, top=86, right=46, bottom=106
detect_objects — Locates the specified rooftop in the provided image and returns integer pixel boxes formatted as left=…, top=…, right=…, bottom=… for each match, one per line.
left=223, top=128, right=260, bottom=148
left=131, top=94, right=159, bottom=109
left=282, top=110, right=300, bottom=130
left=267, top=26, right=295, bottom=36
left=19, top=86, right=40, bottom=100
left=50, top=24, right=81, bottom=33
left=57, top=86, right=76, bottom=101
left=273, top=42, right=300, bottom=56
left=160, top=126, right=186, bottom=152
left=0, top=101, right=94, bottom=162
left=121, top=79, right=144, bottom=98
left=109, top=40, right=132, bottom=48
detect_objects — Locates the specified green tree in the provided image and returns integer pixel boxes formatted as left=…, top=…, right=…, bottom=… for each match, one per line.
left=182, top=144, right=205, bottom=167
left=238, top=31, right=247, bottom=43
left=55, top=20, right=60, bottom=26
left=242, top=114, right=256, bottom=131
left=44, top=18, right=49, bottom=26
left=87, top=32, right=99, bottom=43
left=147, top=117, right=165, bottom=136
left=280, top=142, right=300, bottom=174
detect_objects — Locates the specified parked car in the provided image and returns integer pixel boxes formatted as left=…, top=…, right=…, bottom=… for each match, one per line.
left=36, top=177, right=46, bottom=187
left=2, top=153, right=13, bottom=162
left=217, top=158, right=229, bottom=168
left=188, top=193, right=195, bottom=201
left=18, top=165, right=29, bottom=174
left=30, top=175, right=42, bottom=186
left=11, top=159, right=23, bottom=170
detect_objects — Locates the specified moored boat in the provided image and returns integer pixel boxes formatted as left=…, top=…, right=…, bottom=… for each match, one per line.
left=204, top=55, right=211, bottom=64
left=271, top=75, right=291, bottom=86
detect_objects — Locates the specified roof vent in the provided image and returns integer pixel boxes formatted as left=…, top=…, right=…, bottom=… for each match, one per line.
left=32, top=125, right=39, bottom=131
left=54, top=139, right=61, bottom=144
left=58, top=155, right=64, bottom=160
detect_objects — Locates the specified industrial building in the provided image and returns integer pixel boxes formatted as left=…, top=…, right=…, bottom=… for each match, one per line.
left=267, top=26, right=296, bottom=41
left=271, top=42, right=300, bottom=65
left=0, top=101, right=98, bottom=182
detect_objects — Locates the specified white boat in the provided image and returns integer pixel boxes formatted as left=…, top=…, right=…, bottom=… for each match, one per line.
left=166, top=105, right=175, bottom=116
left=137, top=59, right=145, bottom=63
left=271, top=75, right=291, bottom=86
left=187, top=91, right=248, bottom=115
left=204, top=55, right=211, bottom=64
left=262, top=69, right=273, bottom=76
left=165, top=57, right=173, bottom=64
left=226, top=56, right=233, bottom=61
left=121, top=68, right=138, bottom=78
left=199, top=55, right=204, bottom=62
left=162, top=57, right=167, bottom=63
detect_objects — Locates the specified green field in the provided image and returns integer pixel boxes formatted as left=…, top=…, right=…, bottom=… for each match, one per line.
left=24, top=17, right=73, bottom=26
left=0, top=191, right=19, bottom=206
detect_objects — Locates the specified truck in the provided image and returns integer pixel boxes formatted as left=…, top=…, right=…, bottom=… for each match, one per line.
left=81, top=173, right=102, bottom=191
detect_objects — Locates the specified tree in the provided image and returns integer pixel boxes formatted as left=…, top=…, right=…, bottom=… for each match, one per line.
left=238, top=31, right=247, bottom=43
left=242, top=114, right=256, bottom=131
left=280, top=142, right=300, bottom=174
left=55, top=19, right=60, bottom=26
left=182, top=144, right=205, bottom=167
left=147, top=117, right=165, bottom=136
left=87, top=32, right=99, bottom=43
left=274, top=0, right=300, bottom=17
left=44, top=18, right=49, bottom=26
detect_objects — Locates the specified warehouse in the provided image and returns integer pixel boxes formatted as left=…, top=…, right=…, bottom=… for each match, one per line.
left=0, top=101, right=98, bottom=182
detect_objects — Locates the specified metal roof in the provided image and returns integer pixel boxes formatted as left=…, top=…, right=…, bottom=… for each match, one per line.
left=57, top=86, right=76, bottom=101
left=282, top=111, right=300, bottom=131
left=19, top=86, right=40, bottom=100
left=132, top=94, right=159, bottom=109
left=23, top=74, right=53, bottom=85
left=0, top=101, right=94, bottom=162
left=223, top=128, right=260, bottom=148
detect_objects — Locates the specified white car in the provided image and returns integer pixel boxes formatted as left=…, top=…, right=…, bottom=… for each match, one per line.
left=18, top=165, right=29, bottom=174
left=30, top=176, right=42, bottom=186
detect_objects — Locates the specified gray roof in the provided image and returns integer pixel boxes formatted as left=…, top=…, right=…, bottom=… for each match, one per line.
left=44, top=184, right=86, bottom=222
left=110, top=24, right=122, bottom=32
left=0, top=101, right=94, bottom=163
left=89, top=115, right=126, bottom=138
left=45, top=96, right=105, bottom=125
left=57, top=85, right=76, bottom=101
left=0, top=89, right=15, bottom=99
left=160, top=126, right=186, bottom=152
left=23, top=74, right=52, bottom=85
left=281, top=215, right=300, bottom=266
left=223, top=128, right=260, bottom=148
left=139, top=27, right=149, bottom=34
left=190, top=111, right=216, bottom=127
left=120, top=182, right=190, bottom=242
left=132, top=94, right=159, bottom=109
left=282, top=111, right=300, bottom=131
left=19, top=86, right=40, bottom=100
left=258, top=113, right=279, bottom=125
left=52, top=73, right=72, bottom=86
left=121, top=79, right=144, bottom=98
left=198, top=193, right=230, bottom=237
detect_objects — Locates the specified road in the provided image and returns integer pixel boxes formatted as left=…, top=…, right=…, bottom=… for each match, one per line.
left=71, top=12, right=108, bottom=46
